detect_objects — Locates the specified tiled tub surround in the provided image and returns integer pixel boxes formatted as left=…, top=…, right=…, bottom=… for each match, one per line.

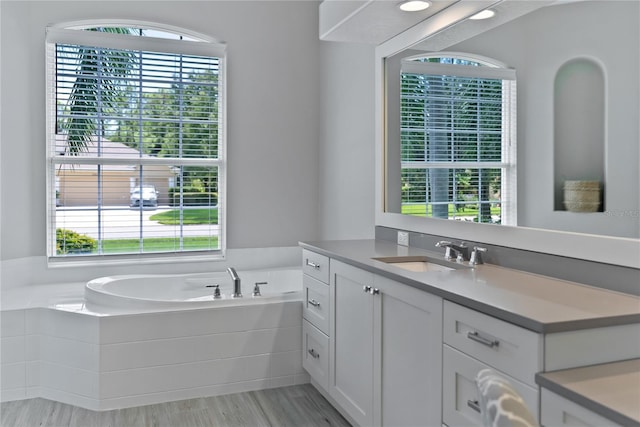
left=0, top=281, right=307, bottom=410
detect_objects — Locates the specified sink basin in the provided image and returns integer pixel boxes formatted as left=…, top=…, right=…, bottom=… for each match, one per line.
left=372, top=256, right=458, bottom=273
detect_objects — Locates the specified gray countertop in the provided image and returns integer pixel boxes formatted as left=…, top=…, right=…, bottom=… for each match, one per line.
left=536, top=359, right=640, bottom=427
left=299, top=239, right=640, bottom=333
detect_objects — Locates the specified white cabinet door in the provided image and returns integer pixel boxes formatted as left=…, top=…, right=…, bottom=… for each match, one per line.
left=330, top=260, right=376, bottom=427
left=375, top=274, right=443, bottom=427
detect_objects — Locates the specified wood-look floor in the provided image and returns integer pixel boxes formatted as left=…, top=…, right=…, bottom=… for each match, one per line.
left=0, top=384, right=351, bottom=427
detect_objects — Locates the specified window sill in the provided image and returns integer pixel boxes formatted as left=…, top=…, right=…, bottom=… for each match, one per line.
left=47, top=250, right=225, bottom=268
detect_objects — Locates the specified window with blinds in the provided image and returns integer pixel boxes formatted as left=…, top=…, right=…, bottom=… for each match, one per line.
left=46, top=26, right=226, bottom=260
left=400, top=57, right=516, bottom=225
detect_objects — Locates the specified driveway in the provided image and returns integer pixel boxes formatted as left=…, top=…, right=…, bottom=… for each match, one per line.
left=55, top=206, right=219, bottom=239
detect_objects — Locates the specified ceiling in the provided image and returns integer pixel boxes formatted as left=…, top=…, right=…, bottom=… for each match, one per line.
left=319, top=0, right=460, bottom=44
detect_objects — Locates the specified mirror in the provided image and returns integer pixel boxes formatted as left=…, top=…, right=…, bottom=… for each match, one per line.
left=375, top=0, right=639, bottom=267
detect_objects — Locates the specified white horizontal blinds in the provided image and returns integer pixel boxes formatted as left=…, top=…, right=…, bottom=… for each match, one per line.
left=400, top=57, right=516, bottom=224
left=49, top=26, right=224, bottom=258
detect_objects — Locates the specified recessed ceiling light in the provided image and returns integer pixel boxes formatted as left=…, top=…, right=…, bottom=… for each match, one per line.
left=398, top=0, right=431, bottom=12
left=469, top=9, right=496, bottom=20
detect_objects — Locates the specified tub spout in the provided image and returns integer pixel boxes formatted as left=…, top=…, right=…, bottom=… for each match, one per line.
left=227, top=267, right=242, bottom=298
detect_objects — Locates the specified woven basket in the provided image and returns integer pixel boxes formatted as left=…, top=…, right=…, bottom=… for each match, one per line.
left=563, top=180, right=600, bottom=212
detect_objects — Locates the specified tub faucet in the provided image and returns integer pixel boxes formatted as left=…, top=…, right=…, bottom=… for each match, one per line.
left=227, top=267, right=242, bottom=298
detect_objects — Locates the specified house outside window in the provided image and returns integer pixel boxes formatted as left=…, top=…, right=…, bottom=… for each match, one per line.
left=46, top=24, right=226, bottom=261
left=399, top=54, right=516, bottom=225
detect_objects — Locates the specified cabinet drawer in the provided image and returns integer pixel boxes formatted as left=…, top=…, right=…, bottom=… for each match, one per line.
left=541, top=389, right=622, bottom=427
left=303, top=275, right=329, bottom=335
left=443, top=300, right=542, bottom=386
left=302, top=249, right=329, bottom=284
left=443, top=345, right=538, bottom=427
left=303, top=319, right=329, bottom=392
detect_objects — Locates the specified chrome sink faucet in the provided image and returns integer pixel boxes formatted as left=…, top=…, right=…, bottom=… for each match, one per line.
left=435, top=241, right=469, bottom=262
left=227, top=267, right=242, bottom=298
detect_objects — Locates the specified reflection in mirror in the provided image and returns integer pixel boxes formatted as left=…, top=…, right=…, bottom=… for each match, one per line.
left=383, top=1, right=639, bottom=239
left=385, top=52, right=517, bottom=226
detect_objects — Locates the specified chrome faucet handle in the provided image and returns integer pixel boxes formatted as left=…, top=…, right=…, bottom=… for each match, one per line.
left=206, top=284, right=222, bottom=299
left=469, top=246, right=488, bottom=265
left=435, top=240, right=452, bottom=248
left=435, top=241, right=455, bottom=260
left=253, top=281, right=267, bottom=297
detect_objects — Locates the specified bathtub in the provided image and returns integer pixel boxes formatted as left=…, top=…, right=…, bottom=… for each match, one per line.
left=85, top=267, right=302, bottom=310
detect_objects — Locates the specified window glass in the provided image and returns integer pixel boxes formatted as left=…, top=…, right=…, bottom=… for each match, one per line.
left=399, top=56, right=516, bottom=225
left=47, top=26, right=225, bottom=260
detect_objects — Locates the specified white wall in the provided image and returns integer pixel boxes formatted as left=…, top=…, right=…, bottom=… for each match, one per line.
left=318, top=41, right=376, bottom=240
left=0, top=1, right=330, bottom=286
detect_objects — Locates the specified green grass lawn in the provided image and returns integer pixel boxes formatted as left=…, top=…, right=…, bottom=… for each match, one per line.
left=402, top=204, right=501, bottom=218
left=101, top=236, right=219, bottom=253
left=103, top=208, right=219, bottom=253
left=150, top=208, right=218, bottom=225
left=57, top=208, right=220, bottom=255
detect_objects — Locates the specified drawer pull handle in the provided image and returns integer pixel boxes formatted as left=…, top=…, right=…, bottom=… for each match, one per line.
left=306, top=260, right=321, bottom=270
left=308, top=348, right=320, bottom=359
left=467, top=399, right=481, bottom=413
left=308, top=299, right=321, bottom=308
left=467, top=331, right=499, bottom=348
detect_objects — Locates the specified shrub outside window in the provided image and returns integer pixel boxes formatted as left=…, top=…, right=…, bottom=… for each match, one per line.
left=46, top=25, right=226, bottom=262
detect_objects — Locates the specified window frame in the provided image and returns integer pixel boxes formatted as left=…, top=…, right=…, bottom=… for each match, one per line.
left=45, top=23, right=227, bottom=266
left=396, top=53, right=517, bottom=226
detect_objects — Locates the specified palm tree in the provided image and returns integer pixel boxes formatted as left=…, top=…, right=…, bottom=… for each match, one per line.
left=62, top=27, right=135, bottom=155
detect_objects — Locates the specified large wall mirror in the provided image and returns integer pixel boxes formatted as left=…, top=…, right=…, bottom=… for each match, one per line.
left=375, top=0, right=639, bottom=268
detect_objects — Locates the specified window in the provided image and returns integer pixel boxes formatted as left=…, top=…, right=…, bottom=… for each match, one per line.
left=400, top=55, right=516, bottom=225
left=46, top=24, right=226, bottom=261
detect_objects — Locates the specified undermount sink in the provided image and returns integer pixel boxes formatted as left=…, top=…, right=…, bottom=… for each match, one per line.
left=372, top=256, right=459, bottom=273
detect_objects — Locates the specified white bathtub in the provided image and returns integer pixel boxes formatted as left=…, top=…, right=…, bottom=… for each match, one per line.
left=85, top=267, right=302, bottom=310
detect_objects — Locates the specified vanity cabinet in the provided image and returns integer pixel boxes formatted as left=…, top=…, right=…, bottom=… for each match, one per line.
left=329, top=259, right=443, bottom=427
left=301, top=243, right=640, bottom=427
left=442, top=301, right=542, bottom=426
left=302, top=249, right=331, bottom=391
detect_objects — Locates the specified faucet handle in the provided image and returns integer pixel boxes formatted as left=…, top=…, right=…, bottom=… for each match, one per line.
left=469, top=247, right=488, bottom=266
left=435, top=240, right=452, bottom=248
left=435, top=241, right=454, bottom=259
left=253, top=281, right=267, bottom=297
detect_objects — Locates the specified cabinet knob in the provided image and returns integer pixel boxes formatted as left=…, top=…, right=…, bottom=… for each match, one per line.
left=370, top=288, right=380, bottom=295
left=363, top=285, right=372, bottom=293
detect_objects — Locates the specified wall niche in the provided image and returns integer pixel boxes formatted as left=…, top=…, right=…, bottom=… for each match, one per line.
left=553, top=58, right=605, bottom=212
